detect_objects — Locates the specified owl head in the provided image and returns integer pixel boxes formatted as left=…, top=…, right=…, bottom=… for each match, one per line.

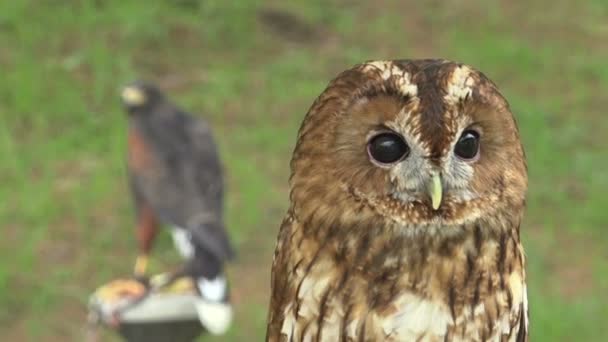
left=290, top=60, right=527, bottom=230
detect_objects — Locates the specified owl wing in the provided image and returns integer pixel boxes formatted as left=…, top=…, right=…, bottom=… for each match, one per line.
left=514, top=293, right=529, bottom=342
left=267, top=212, right=350, bottom=341
left=267, top=212, right=298, bottom=341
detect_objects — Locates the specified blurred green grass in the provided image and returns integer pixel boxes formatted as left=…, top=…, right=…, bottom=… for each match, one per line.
left=0, top=0, right=606, bottom=340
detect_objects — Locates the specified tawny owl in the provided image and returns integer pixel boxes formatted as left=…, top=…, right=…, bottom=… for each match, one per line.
left=267, top=60, right=529, bottom=341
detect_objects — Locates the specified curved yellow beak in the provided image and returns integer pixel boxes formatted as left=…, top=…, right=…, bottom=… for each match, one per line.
left=121, top=86, right=146, bottom=106
left=427, top=173, right=443, bottom=210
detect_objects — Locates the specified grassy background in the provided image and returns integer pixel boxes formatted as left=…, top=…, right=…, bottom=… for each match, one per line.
left=1, top=0, right=607, bottom=340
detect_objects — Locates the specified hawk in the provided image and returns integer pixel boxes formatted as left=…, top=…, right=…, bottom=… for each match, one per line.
left=121, top=81, right=234, bottom=335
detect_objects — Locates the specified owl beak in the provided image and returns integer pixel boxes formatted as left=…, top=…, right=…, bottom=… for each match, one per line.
left=427, top=173, right=443, bottom=210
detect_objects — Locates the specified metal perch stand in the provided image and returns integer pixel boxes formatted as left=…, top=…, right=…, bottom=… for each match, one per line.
left=88, top=278, right=206, bottom=342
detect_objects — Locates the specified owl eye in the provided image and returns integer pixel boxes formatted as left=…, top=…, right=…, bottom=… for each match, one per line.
left=367, top=132, right=410, bottom=165
left=454, top=130, right=480, bottom=160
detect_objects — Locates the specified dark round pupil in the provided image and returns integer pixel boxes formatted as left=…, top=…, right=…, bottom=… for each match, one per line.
left=454, top=130, right=480, bottom=159
left=368, top=133, right=409, bottom=164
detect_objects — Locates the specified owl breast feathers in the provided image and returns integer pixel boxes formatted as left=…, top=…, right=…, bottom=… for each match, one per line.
left=267, top=60, right=529, bottom=342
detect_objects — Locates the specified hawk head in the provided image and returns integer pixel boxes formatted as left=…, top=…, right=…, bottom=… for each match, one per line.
left=121, top=81, right=164, bottom=114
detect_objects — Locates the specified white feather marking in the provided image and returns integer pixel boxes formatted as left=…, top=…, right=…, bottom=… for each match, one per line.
left=170, top=227, right=195, bottom=259
left=444, top=65, right=475, bottom=105
left=280, top=261, right=339, bottom=339
left=362, top=61, right=418, bottom=98
left=362, top=60, right=392, bottom=73
left=197, top=276, right=227, bottom=302
left=280, top=303, right=296, bottom=336
left=296, top=272, right=332, bottom=319
left=382, top=292, right=452, bottom=339
left=346, top=318, right=360, bottom=338
left=194, top=299, right=232, bottom=335
left=510, top=273, right=529, bottom=336
left=395, top=71, right=418, bottom=97
left=523, top=284, right=529, bottom=331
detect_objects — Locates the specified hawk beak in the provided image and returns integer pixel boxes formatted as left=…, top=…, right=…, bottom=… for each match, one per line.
left=121, top=86, right=146, bottom=106
left=427, top=173, right=443, bottom=211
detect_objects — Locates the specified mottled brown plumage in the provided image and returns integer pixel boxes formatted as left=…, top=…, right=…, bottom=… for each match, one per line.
left=267, top=60, right=529, bottom=341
